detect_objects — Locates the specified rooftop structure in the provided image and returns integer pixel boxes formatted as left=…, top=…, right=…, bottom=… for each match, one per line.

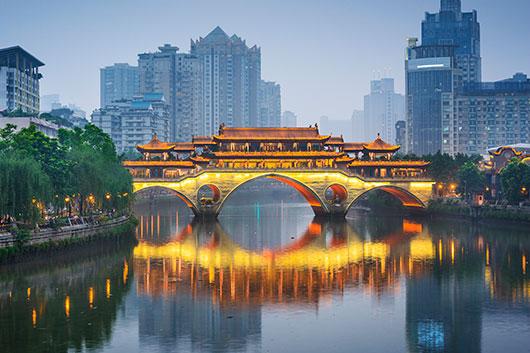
left=0, top=46, right=44, bottom=114
left=124, top=126, right=429, bottom=182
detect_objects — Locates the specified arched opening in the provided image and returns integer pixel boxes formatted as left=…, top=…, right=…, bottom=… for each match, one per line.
left=325, top=184, right=348, bottom=205
left=348, top=185, right=425, bottom=212
left=218, top=174, right=327, bottom=217
left=133, top=185, right=198, bottom=215
left=197, top=184, right=221, bottom=206
left=133, top=186, right=197, bottom=240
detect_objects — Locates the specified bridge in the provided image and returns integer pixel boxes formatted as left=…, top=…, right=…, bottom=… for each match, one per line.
left=124, top=126, right=434, bottom=217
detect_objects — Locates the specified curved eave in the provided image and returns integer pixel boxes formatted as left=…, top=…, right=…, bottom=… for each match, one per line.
left=348, top=161, right=429, bottom=168
left=136, top=146, right=176, bottom=152
left=362, top=147, right=401, bottom=153
left=123, top=160, right=196, bottom=168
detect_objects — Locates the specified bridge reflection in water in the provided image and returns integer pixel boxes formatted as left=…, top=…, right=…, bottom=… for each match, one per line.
left=2, top=199, right=530, bottom=353
left=130, top=198, right=530, bottom=353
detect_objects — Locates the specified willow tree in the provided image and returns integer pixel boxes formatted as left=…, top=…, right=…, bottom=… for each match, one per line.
left=0, top=154, right=51, bottom=225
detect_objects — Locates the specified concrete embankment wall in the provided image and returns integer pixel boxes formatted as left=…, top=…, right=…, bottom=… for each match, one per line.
left=0, top=216, right=133, bottom=249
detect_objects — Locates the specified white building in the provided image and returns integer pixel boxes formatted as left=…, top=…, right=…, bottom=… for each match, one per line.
left=0, top=116, right=60, bottom=138
left=0, top=46, right=44, bottom=114
left=92, top=93, right=170, bottom=153
left=40, top=94, right=60, bottom=113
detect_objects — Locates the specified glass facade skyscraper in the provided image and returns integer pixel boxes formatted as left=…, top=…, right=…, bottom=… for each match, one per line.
left=406, top=0, right=479, bottom=155
left=422, top=0, right=481, bottom=83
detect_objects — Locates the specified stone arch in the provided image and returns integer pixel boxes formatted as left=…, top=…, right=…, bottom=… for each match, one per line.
left=133, top=184, right=199, bottom=215
left=347, top=185, right=426, bottom=211
left=218, top=173, right=328, bottom=216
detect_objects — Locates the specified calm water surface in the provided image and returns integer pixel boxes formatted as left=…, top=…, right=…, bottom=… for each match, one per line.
left=1, top=192, right=530, bottom=353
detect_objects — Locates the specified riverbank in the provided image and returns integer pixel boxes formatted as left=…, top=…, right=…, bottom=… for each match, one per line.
left=427, top=199, right=530, bottom=225
left=0, top=215, right=138, bottom=263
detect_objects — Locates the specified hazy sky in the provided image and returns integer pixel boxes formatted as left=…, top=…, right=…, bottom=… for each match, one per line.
left=1, top=0, right=529, bottom=124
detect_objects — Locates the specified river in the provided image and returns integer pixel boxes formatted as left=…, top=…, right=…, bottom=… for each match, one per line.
left=1, top=188, right=530, bottom=353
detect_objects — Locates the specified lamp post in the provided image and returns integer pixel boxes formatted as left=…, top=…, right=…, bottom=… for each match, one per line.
left=64, top=196, right=71, bottom=217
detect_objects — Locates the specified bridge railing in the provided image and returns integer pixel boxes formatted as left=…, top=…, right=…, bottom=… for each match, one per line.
left=129, top=168, right=432, bottom=182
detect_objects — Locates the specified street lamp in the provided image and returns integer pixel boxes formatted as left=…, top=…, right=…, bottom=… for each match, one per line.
left=64, top=196, right=71, bottom=217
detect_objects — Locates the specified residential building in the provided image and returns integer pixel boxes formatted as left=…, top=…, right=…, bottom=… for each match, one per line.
left=451, top=73, right=530, bottom=155
left=191, top=26, right=261, bottom=131
left=281, top=111, right=297, bottom=127
left=405, top=40, right=462, bottom=155
left=422, top=0, right=481, bottom=83
left=258, top=80, right=281, bottom=127
left=363, top=78, right=405, bottom=143
left=138, top=44, right=202, bottom=141
left=0, top=116, right=60, bottom=138
left=91, top=93, right=170, bottom=153
left=0, top=46, right=44, bottom=114
left=100, top=63, right=139, bottom=107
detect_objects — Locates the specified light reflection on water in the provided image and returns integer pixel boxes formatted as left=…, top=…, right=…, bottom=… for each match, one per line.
left=1, top=196, right=530, bottom=353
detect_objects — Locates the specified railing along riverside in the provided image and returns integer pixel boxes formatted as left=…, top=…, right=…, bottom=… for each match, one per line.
left=0, top=216, right=130, bottom=249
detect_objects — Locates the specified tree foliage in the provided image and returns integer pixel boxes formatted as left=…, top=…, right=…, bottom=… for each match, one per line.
left=0, top=124, right=132, bottom=225
left=457, top=162, right=486, bottom=199
left=500, top=159, right=530, bottom=204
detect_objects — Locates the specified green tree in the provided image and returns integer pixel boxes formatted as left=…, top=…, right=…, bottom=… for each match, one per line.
left=500, top=159, right=530, bottom=204
left=0, top=153, right=51, bottom=225
left=457, top=162, right=486, bottom=200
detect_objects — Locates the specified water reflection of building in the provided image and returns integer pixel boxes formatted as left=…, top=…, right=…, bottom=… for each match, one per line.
left=132, top=199, right=530, bottom=353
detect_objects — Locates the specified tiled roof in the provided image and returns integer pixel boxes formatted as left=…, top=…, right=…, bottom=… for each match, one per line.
left=137, top=134, right=175, bottom=151
left=363, top=135, right=400, bottom=152
left=214, top=127, right=330, bottom=140
left=123, top=160, right=195, bottom=168
left=349, top=161, right=429, bottom=167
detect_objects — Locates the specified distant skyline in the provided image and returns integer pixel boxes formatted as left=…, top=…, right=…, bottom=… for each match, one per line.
left=1, top=0, right=529, bottom=126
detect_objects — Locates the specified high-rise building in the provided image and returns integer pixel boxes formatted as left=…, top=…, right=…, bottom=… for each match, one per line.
left=450, top=73, right=530, bottom=155
left=100, top=63, right=139, bottom=108
left=92, top=93, right=170, bottom=153
left=405, top=42, right=461, bottom=155
left=0, top=46, right=44, bottom=114
left=258, top=80, right=281, bottom=127
left=406, top=0, right=481, bottom=155
left=422, top=0, right=481, bottom=83
left=138, top=44, right=203, bottom=141
left=191, top=27, right=261, bottom=131
left=281, top=111, right=297, bottom=127
left=363, top=78, right=405, bottom=143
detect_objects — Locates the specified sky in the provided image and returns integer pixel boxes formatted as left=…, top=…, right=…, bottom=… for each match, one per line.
left=1, top=0, right=529, bottom=125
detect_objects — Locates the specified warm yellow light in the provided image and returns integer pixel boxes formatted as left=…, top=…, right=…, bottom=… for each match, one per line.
left=65, top=296, right=70, bottom=318
left=437, top=184, right=443, bottom=190
left=64, top=196, right=70, bottom=203
left=105, top=193, right=111, bottom=200
left=450, top=184, right=457, bottom=191
left=106, top=279, right=111, bottom=299
left=88, top=287, right=94, bottom=307
left=27, top=287, right=31, bottom=300
left=32, top=308, right=37, bottom=327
